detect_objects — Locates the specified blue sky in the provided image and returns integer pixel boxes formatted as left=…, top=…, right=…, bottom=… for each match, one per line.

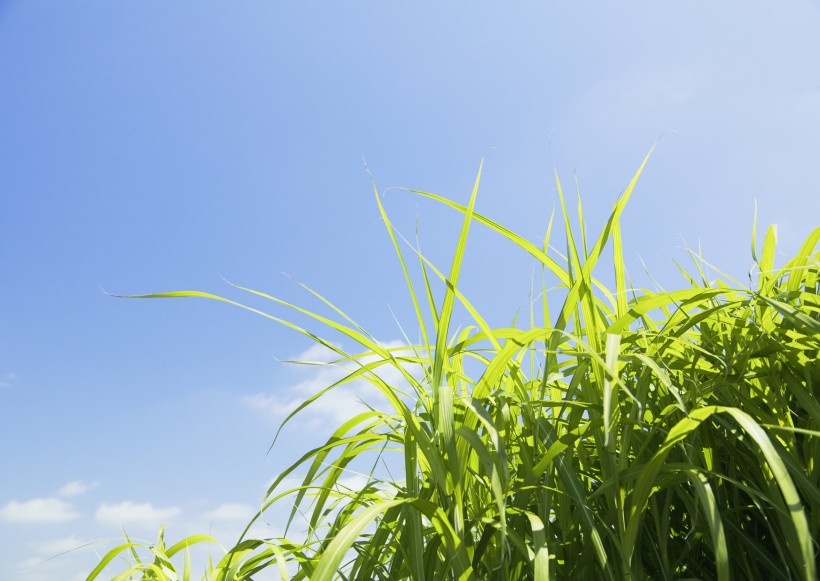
left=1, top=1, right=820, bottom=577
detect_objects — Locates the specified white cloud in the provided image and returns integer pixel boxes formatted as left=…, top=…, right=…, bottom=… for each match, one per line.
left=244, top=340, right=423, bottom=427
left=15, top=557, right=46, bottom=569
left=56, top=480, right=96, bottom=498
left=242, top=392, right=300, bottom=418
left=203, top=503, right=255, bottom=522
left=0, top=498, right=80, bottom=524
left=95, top=501, right=181, bottom=527
left=10, top=553, right=90, bottom=581
left=333, top=474, right=370, bottom=494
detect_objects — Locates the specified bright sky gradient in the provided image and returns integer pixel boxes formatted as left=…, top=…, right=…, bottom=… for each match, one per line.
left=2, top=1, right=820, bottom=578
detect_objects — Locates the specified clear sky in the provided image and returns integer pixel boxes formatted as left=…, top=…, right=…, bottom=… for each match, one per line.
left=1, top=1, right=819, bottom=578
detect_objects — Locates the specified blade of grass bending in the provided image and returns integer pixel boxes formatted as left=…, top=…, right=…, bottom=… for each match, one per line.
left=606, top=287, right=728, bottom=334
left=85, top=542, right=146, bottom=581
left=164, top=535, right=219, bottom=559
left=123, top=289, right=426, bottom=457
left=269, top=349, right=427, bottom=452
left=472, top=327, right=554, bottom=400
left=759, top=296, right=820, bottom=335
left=282, top=274, right=375, bottom=342
left=624, top=406, right=815, bottom=581
left=406, top=189, right=570, bottom=286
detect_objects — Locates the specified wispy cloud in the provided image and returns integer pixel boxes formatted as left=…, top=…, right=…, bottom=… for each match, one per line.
left=565, top=66, right=702, bottom=134
left=11, top=553, right=89, bottom=581
left=203, top=503, right=255, bottom=522
left=0, top=372, right=17, bottom=390
left=95, top=501, right=181, bottom=527
left=0, top=498, right=80, bottom=524
left=35, top=534, right=90, bottom=555
left=243, top=341, right=422, bottom=427
left=56, top=480, right=97, bottom=498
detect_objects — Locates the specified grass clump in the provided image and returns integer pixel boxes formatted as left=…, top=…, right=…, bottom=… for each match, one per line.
left=90, top=153, right=820, bottom=580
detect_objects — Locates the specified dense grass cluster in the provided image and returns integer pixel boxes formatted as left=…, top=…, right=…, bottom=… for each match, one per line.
left=90, top=155, right=820, bottom=580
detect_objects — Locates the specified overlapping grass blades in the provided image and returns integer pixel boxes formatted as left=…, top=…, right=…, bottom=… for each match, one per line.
left=91, top=156, right=820, bottom=580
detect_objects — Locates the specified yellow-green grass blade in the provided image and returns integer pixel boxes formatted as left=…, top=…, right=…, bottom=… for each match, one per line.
left=752, top=198, right=759, bottom=263
left=432, top=161, right=482, bottom=398
left=372, top=177, right=432, bottom=350
left=523, top=511, right=550, bottom=581
left=402, top=432, right=424, bottom=581
left=86, top=542, right=147, bottom=581
left=165, top=535, right=220, bottom=559
left=759, top=295, right=820, bottom=335
left=686, top=470, right=729, bottom=581
left=414, top=213, right=441, bottom=332
left=406, top=189, right=571, bottom=287
left=270, top=416, right=391, bottom=533
left=612, top=194, right=629, bottom=320
left=781, top=226, right=819, bottom=291
left=281, top=274, right=375, bottom=342
left=541, top=152, right=654, bottom=395
left=455, top=426, right=506, bottom=531
left=606, top=287, right=728, bottom=334
left=310, top=498, right=472, bottom=581
left=117, top=291, right=432, bottom=464
left=555, top=168, right=583, bottom=290
left=268, top=350, right=422, bottom=449
left=629, top=352, right=687, bottom=413
left=602, top=333, right=621, bottom=451
left=426, top=163, right=482, bottom=540
left=551, top=440, right=614, bottom=580
left=759, top=224, right=778, bottom=291
left=397, top=237, right=502, bottom=352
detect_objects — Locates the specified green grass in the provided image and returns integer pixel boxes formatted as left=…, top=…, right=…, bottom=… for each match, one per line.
left=89, top=154, right=820, bottom=580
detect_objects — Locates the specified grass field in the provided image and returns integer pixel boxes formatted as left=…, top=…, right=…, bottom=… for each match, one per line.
left=89, top=155, right=820, bottom=580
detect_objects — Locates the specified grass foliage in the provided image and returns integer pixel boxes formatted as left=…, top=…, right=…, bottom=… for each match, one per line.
left=90, top=154, right=820, bottom=580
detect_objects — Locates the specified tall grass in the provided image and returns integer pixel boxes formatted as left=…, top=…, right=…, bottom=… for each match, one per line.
left=90, top=154, right=820, bottom=580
